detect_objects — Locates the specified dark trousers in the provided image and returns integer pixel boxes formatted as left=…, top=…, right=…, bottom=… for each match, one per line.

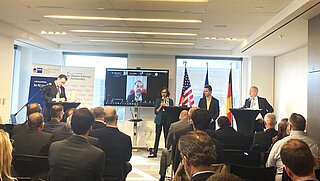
left=152, top=123, right=170, bottom=156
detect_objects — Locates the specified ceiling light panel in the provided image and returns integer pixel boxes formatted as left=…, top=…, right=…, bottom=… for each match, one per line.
left=89, top=39, right=194, bottom=45
left=70, top=29, right=197, bottom=36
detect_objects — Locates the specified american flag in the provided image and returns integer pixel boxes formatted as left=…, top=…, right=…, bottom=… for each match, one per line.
left=179, top=67, right=195, bottom=106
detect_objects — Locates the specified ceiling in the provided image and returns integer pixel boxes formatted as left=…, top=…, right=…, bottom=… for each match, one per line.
left=0, top=0, right=319, bottom=56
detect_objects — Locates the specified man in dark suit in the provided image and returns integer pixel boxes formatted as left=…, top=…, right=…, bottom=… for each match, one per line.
left=12, top=112, right=53, bottom=156
left=91, top=107, right=106, bottom=130
left=198, top=85, right=219, bottom=131
left=127, top=80, right=147, bottom=102
left=44, top=104, right=66, bottom=133
left=90, top=106, right=132, bottom=180
left=12, top=103, right=42, bottom=136
left=251, top=113, right=278, bottom=152
left=41, top=74, right=68, bottom=122
left=243, top=86, right=274, bottom=132
left=49, top=108, right=105, bottom=181
left=179, top=131, right=217, bottom=181
left=212, top=116, right=248, bottom=150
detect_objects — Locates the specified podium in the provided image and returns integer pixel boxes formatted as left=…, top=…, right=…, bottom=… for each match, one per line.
left=47, top=102, right=81, bottom=112
left=163, top=106, right=190, bottom=124
left=230, top=108, right=261, bottom=137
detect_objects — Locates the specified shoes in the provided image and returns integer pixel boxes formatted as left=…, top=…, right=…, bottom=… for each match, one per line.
left=148, top=154, right=157, bottom=158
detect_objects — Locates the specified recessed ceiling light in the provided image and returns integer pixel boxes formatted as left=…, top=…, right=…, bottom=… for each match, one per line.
left=70, top=30, right=197, bottom=36
left=44, top=15, right=202, bottom=23
left=40, top=31, right=67, bottom=35
left=204, top=37, right=210, bottom=40
left=134, top=0, right=208, bottom=2
left=89, top=39, right=194, bottom=45
left=213, top=24, right=228, bottom=28
left=24, top=19, right=41, bottom=23
left=254, top=6, right=264, bottom=10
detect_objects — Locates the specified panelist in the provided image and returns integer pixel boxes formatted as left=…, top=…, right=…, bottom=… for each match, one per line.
left=198, top=85, right=220, bottom=131
left=149, top=87, right=173, bottom=158
left=41, top=74, right=68, bottom=121
left=127, top=80, right=147, bottom=102
left=243, top=86, right=274, bottom=132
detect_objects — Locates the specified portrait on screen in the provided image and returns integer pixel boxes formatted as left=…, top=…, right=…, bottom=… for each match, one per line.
left=126, top=76, right=147, bottom=102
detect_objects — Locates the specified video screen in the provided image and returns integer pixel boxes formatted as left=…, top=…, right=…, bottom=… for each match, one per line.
left=105, top=68, right=169, bottom=107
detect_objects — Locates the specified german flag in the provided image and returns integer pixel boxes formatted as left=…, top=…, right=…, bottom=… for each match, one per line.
left=226, top=67, right=233, bottom=125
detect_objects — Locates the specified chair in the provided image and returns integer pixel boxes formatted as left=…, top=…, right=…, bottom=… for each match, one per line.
left=223, top=149, right=262, bottom=167
left=103, top=159, right=124, bottom=181
left=230, top=164, right=276, bottom=181
left=12, top=154, right=49, bottom=181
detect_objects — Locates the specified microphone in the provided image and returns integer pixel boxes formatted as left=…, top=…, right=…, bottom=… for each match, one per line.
left=41, top=82, right=52, bottom=89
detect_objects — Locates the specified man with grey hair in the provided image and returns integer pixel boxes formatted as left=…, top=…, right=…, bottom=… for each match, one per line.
left=90, top=106, right=132, bottom=179
left=179, top=131, right=216, bottom=180
left=251, top=113, right=278, bottom=152
left=91, top=107, right=106, bottom=130
left=266, top=113, right=320, bottom=181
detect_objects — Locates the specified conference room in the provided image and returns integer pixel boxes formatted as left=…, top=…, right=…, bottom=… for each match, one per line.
left=1, top=0, right=320, bottom=180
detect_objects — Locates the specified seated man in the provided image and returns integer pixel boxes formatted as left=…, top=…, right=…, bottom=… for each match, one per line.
left=90, top=106, right=132, bottom=179
left=179, top=131, right=217, bottom=181
left=280, top=139, right=318, bottom=181
left=49, top=108, right=105, bottom=181
left=13, top=112, right=53, bottom=156
left=251, top=113, right=278, bottom=152
left=91, top=107, right=106, bottom=130
left=44, top=104, right=66, bottom=133
left=266, top=113, right=320, bottom=180
left=12, top=103, right=42, bottom=136
left=212, top=116, right=248, bottom=149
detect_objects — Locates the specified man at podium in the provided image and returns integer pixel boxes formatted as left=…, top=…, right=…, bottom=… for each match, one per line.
left=41, top=74, right=68, bottom=121
left=243, top=86, right=274, bottom=132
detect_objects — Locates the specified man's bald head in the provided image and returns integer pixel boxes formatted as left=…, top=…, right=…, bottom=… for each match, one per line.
left=27, top=103, right=42, bottom=116
left=104, top=106, right=118, bottom=123
left=28, top=112, right=44, bottom=129
left=179, top=110, right=188, bottom=121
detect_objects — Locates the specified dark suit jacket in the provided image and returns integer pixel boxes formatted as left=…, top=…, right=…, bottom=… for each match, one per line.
left=198, top=96, right=220, bottom=121
left=166, top=118, right=190, bottom=149
left=211, top=127, right=249, bottom=149
left=252, top=128, right=278, bottom=152
left=44, top=118, right=66, bottom=133
left=90, top=126, right=132, bottom=162
left=244, top=96, right=274, bottom=117
left=49, top=135, right=105, bottom=181
left=92, top=121, right=106, bottom=130
left=154, top=97, right=174, bottom=125
left=41, top=82, right=67, bottom=107
left=52, top=126, right=99, bottom=147
left=12, top=128, right=53, bottom=156
left=190, top=172, right=215, bottom=181
left=12, top=122, right=28, bottom=136
left=127, top=93, right=147, bottom=102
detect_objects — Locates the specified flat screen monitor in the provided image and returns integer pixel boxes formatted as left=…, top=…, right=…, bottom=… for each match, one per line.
left=105, top=68, right=169, bottom=107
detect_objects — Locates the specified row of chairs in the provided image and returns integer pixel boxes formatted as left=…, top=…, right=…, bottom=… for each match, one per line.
left=11, top=154, right=125, bottom=181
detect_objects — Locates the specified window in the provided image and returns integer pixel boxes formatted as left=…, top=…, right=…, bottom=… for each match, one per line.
left=176, top=56, right=242, bottom=118
left=64, top=53, right=127, bottom=120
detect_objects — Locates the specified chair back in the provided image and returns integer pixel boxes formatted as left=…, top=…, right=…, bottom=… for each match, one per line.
left=282, top=168, right=320, bottom=181
left=230, top=164, right=276, bottom=181
left=103, top=159, right=124, bottom=181
left=12, top=154, right=49, bottom=180
left=223, top=149, right=262, bottom=167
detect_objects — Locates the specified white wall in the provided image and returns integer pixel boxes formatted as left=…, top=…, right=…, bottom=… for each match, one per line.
left=0, top=34, right=14, bottom=123
left=274, top=47, right=308, bottom=120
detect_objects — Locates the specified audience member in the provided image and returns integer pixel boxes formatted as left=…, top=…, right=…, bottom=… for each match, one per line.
left=206, top=172, right=242, bottom=181
left=52, top=109, right=99, bottom=147
left=90, top=106, right=132, bottom=179
left=44, top=104, right=66, bottom=133
left=179, top=131, right=216, bottom=181
left=212, top=116, right=248, bottom=150
left=266, top=113, right=320, bottom=180
left=91, top=107, right=106, bottom=130
left=0, top=130, right=15, bottom=181
left=280, top=139, right=318, bottom=181
left=49, top=108, right=105, bottom=181
left=12, top=112, right=53, bottom=156
left=272, top=118, right=289, bottom=144
left=12, top=103, right=42, bottom=136
left=251, top=113, right=278, bottom=152
left=159, top=110, right=189, bottom=181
